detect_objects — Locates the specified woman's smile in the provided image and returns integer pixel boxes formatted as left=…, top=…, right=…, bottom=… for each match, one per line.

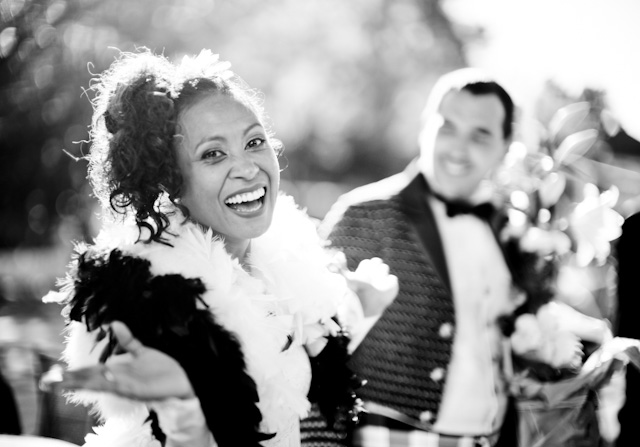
left=224, top=186, right=267, bottom=213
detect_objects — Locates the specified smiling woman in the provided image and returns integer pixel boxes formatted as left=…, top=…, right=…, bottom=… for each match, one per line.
left=175, top=93, right=280, bottom=259
left=41, top=49, right=399, bottom=447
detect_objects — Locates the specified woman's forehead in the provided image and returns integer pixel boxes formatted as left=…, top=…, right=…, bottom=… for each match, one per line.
left=180, top=91, right=258, bottom=121
left=177, top=93, right=262, bottom=144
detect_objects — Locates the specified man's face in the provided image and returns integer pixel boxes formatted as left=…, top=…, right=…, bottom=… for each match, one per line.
left=421, top=89, right=509, bottom=201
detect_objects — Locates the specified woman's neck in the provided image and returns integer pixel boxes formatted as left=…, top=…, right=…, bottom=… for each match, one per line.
left=223, top=238, right=252, bottom=271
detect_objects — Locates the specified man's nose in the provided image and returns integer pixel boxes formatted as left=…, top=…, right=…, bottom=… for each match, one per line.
left=447, top=136, right=471, bottom=159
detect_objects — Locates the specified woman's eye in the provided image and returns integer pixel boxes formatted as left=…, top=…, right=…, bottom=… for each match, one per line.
left=246, top=138, right=266, bottom=150
left=202, top=149, right=225, bottom=161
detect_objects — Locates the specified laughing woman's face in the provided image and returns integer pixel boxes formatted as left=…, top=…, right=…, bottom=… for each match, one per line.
left=175, top=92, right=280, bottom=259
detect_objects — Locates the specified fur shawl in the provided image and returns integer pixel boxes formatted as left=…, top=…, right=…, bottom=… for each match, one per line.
left=46, top=194, right=358, bottom=446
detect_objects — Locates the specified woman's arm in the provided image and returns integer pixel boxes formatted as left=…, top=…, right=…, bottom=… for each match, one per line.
left=45, top=321, right=215, bottom=447
left=51, top=321, right=195, bottom=400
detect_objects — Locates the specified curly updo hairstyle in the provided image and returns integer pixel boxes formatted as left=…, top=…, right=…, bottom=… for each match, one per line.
left=87, top=49, right=282, bottom=243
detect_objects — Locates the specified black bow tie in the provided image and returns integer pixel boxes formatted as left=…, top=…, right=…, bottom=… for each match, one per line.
left=433, top=192, right=495, bottom=220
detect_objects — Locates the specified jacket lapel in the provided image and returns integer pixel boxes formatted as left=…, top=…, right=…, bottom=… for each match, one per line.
left=398, top=173, right=451, bottom=293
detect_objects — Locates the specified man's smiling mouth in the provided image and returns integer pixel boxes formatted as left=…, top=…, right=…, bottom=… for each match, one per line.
left=442, top=160, right=470, bottom=176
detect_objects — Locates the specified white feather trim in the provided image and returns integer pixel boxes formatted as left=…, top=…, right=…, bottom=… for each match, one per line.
left=57, top=194, right=352, bottom=441
left=63, top=321, right=148, bottom=420
left=82, top=414, right=161, bottom=447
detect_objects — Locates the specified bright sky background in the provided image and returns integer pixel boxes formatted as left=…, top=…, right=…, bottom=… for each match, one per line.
left=444, top=0, right=640, bottom=140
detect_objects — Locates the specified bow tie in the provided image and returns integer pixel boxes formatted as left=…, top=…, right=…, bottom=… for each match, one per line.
left=433, top=192, right=495, bottom=220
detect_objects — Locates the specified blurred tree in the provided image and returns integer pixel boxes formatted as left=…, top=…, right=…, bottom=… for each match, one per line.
left=0, top=0, right=102, bottom=248
left=0, top=0, right=466, bottom=248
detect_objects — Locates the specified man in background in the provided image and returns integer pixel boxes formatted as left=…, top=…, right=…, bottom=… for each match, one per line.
left=319, top=68, right=519, bottom=446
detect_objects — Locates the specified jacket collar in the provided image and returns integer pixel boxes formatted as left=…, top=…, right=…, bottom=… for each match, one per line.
left=398, top=168, right=451, bottom=293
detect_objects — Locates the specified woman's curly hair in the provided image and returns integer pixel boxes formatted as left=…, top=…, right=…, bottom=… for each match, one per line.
left=87, top=49, right=282, bottom=243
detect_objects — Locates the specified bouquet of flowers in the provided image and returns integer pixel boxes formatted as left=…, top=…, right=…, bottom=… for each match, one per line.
left=493, top=101, right=639, bottom=446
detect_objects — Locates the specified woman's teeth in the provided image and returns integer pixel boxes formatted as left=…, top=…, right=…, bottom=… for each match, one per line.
left=225, top=187, right=266, bottom=206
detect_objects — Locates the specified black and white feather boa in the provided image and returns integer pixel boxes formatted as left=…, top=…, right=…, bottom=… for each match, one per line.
left=46, top=194, right=360, bottom=447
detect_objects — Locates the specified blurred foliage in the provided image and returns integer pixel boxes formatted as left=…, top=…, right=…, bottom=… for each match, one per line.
left=496, top=100, right=623, bottom=321
left=533, top=81, right=640, bottom=217
left=0, top=0, right=466, bottom=249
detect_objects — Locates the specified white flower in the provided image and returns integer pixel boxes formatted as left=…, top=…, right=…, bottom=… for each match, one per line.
left=519, top=227, right=571, bottom=256
left=510, top=302, right=609, bottom=369
left=542, top=301, right=611, bottom=344
left=569, top=183, right=624, bottom=266
left=511, top=314, right=543, bottom=356
left=538, top=172, right=567, bottom=209
left=177, top=49, right=233, bottom=80
left=544, top=329, right=583, bottom=369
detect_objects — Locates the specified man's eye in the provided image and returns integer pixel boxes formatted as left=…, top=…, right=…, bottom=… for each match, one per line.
left=439, top=122, right=455, bottom=134
left=473, top=131, right=493, bottom=144
left=246, top=138, right=266, bottom=150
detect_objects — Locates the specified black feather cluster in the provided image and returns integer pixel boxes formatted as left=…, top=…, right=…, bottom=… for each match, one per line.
left=307, top=323, right=365, bottom=440
left=498, top=236, right=558, bottom=337
left=67, top=248, right=273, bottom=446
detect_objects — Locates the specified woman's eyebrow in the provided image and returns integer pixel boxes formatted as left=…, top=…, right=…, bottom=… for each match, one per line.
left=195, top=122, right=264, bottom=150
left=243, top=122, right=263, bottom=136
left=195, top=135, right=226, bottom=151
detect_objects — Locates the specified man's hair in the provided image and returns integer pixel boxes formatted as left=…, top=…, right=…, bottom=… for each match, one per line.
left=421, top=68, right=515, bottom=139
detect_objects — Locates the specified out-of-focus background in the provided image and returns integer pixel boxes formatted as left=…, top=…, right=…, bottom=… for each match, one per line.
left=1, top=0, right=640, bottom=441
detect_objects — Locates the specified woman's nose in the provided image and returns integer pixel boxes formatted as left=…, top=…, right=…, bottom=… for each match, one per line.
left=230, top=154, right=259, bottom=179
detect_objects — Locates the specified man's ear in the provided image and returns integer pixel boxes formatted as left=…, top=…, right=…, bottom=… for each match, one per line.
left=417, top=125, right=428, bottom=150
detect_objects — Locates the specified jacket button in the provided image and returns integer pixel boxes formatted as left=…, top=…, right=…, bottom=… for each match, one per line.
left=438, top=322, right=454, bottom=339
left=419, top=410, right=433, bottom=422
left=430, top=367, right=445, bottom=382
